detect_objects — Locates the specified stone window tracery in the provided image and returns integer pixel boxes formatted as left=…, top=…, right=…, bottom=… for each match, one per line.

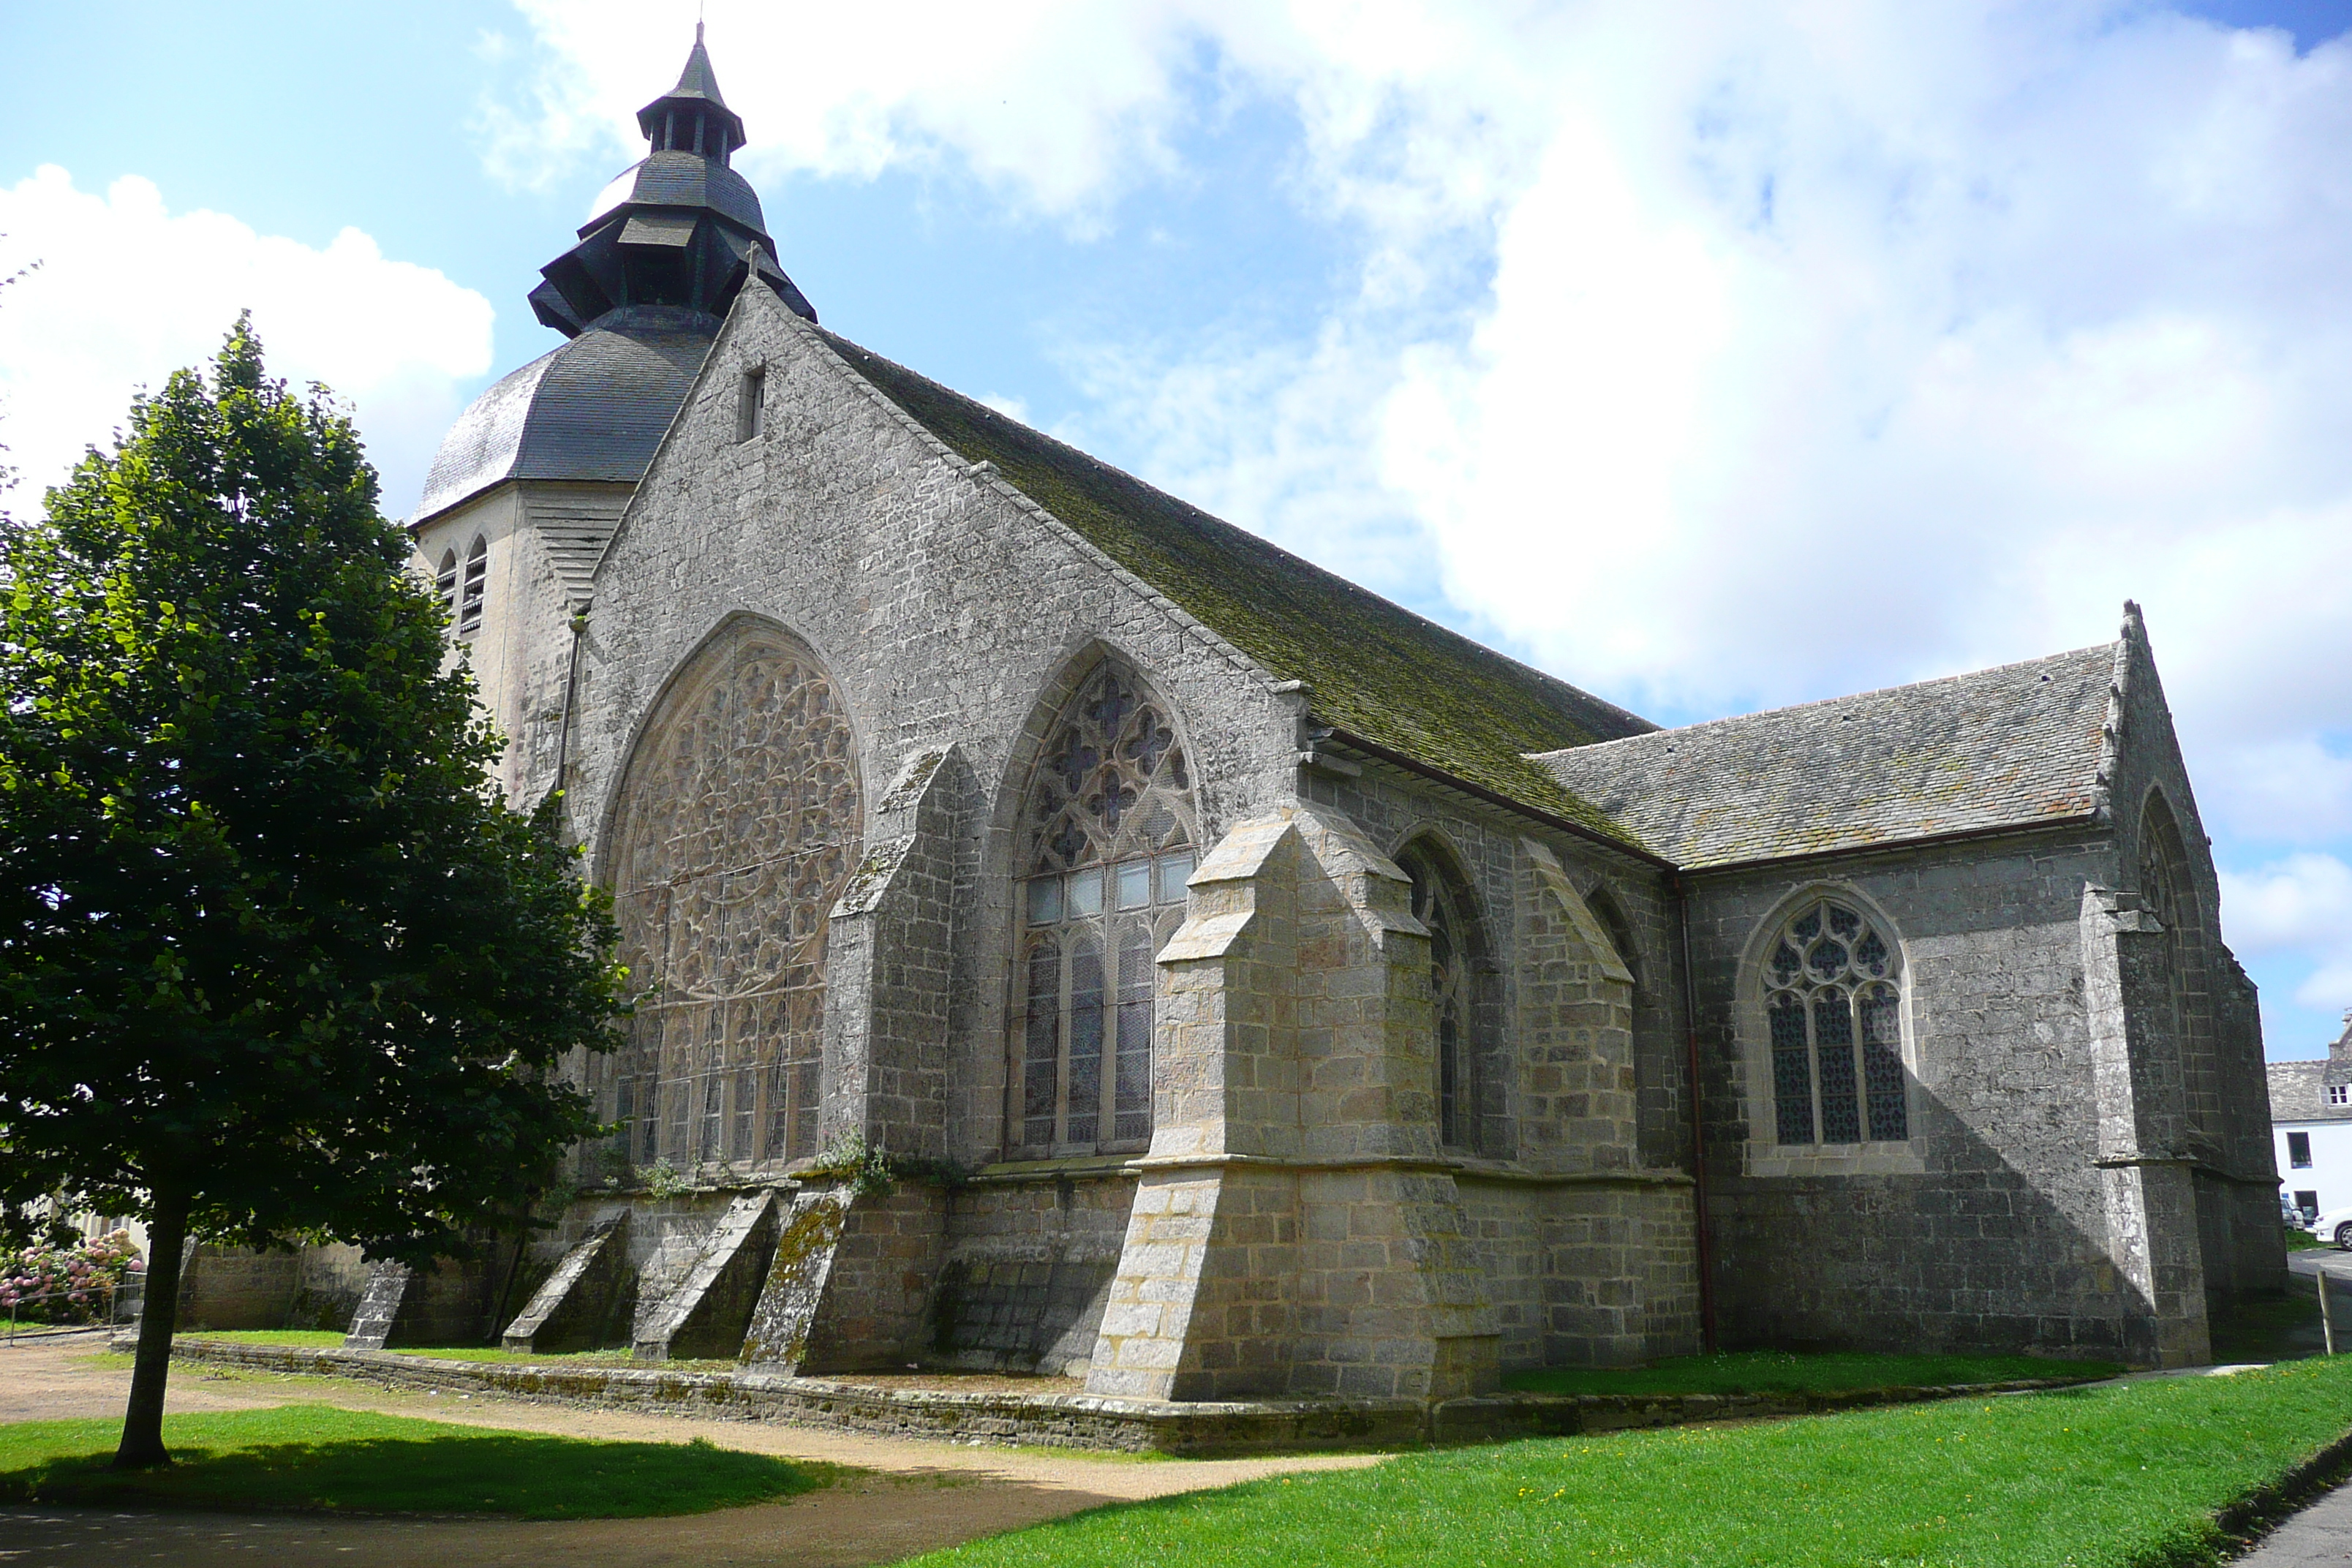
left=1398, top=844, right=1480, bottom=1152
left=1014, top=659, right=1196, bottom=1155
left=605, top=622, right=861, bottom=1174
left=1764, top=900, right=1907, bottom=1146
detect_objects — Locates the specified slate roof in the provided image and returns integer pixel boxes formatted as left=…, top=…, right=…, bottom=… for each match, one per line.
left=2272, top=1020, right=2352, bottom=1123
left=415, top=309, right=715, bottom=524
left=1530, top=644, right=2119, bottom=870
left=821, top=332, right=1658, bottom=841
left=2269, top=1061, right=2352, bottom=1125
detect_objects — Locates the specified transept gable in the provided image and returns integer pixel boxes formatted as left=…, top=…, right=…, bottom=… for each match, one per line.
left=1535, top=632, right=2126, bottom=870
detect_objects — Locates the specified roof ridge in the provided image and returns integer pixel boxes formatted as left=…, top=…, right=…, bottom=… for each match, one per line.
left=815, top=330, right=1656, bottom=739
left=1532, top=641, right=2119, bottom=759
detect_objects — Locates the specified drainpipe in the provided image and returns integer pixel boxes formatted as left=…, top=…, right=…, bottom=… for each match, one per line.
left=1672, top=871, right=1719, bottom=1353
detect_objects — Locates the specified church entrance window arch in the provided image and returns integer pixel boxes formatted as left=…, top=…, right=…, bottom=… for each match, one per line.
left=604, top=620, right=861, bottom=1173
left=1012, top=657, right=1196, bottom=1156
left=1764, top=900, right=1907, bottom=1146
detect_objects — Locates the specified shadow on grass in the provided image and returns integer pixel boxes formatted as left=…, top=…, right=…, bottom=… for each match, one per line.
left=2213, top=1284, right=2329, bottom=1365
left=0, top=1404, right=829, bottom=1519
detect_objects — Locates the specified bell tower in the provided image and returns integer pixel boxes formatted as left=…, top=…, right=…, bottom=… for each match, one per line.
left=410, top=28, right=813, bottom=805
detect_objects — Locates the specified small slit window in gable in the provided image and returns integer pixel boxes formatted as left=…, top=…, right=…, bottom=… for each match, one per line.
left=737, top=366, right=765, bottom=442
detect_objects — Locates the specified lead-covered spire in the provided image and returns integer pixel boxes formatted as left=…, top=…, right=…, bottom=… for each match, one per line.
left=634, top=21, right=746, bottom=164
left=527, top=26, right=813, bottom=338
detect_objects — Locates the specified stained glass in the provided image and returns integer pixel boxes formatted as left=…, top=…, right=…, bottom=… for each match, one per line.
left=1854, top=930, right=1888, bottom=977
left=1067, top=939, right=1105, bottom=1145
left=1859, top=985, right=1907, bottom=1140
left=1023, top=938, right=1060, bottom=1147
left=1115, top=924, right=1153, bottom=1143
left=1405, top=853, right=1475, bottom=1151
left=1814, top=991, right=1861, bottom=1144
left=1157, top=852, right=1194, bottom=903
left=1014, top=657, right=1197, bottom=1153
left=608, top=623, right=858, bottom=1172
left=733, top=1066, right=757, bottom=1160
left=1770, top=997, right=1814, bottom=1145
left=1762, top=902, right=1907, bottom=1147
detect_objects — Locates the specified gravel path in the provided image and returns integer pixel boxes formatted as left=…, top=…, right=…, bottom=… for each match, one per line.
left=0, top=1333, right=1384, bottom=1566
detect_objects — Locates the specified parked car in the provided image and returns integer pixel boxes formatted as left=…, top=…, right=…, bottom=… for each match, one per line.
left=2307, top=1204, right=2352, bottom=1248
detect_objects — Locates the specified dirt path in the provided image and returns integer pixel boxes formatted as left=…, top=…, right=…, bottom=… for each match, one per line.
left=0, top=1333, right=1384, bottom=1566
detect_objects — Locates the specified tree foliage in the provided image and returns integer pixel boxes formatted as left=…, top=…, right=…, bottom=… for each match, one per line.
left=0, top=319, right=625, bottom=1463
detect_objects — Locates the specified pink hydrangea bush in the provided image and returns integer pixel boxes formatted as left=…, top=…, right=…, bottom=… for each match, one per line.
left=0, top=1229, right=144, bottom=1322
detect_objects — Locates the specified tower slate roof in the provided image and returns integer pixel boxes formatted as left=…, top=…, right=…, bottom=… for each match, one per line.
left=817, top=333, right=1660, bottom=841
left=414, top=30, right=812, bottom=525
left=1530, top=643, right=2119, bottom=870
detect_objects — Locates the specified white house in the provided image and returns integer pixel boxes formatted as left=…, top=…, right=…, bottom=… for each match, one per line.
left=2268, top=1014, right=2352, bottom=1235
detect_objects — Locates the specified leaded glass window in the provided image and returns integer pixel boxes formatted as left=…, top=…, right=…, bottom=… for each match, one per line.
left=1014, top=660, right=1196, bottom=1155
left=606, top=621, right=860, bottom=1174
left=1763, top=900, right=1907, bottom=1146
left=1398, top=844, right=1479, bottom=1152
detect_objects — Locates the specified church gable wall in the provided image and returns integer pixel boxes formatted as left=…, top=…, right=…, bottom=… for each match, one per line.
left=568, top=285, right=1305, bottom=1174
left=1685, top=826, right=2150, bottom=1359
left=2099, top=623, right=2279, bottom=1305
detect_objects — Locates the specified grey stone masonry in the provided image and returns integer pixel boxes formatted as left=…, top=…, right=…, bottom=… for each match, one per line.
left=632, top=1188, right=778, bottom=1361
left=502, top=1207, right=630, bottom=1354
left=396, top=129, right=2267, bottom=1401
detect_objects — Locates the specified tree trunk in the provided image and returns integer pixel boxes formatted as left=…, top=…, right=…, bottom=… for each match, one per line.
left=111, top=1184, right=189, bottom=1470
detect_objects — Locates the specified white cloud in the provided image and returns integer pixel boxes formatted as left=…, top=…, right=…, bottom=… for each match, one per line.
left=2223, top=854, right=2352, bottom=1012
left=0, top=167, right=494, bottom=517
left=489, top=0, right=2352, bottom=995
left=481, top=0, right=1224, bottom=224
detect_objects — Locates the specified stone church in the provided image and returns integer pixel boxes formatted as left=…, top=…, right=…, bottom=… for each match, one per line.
left=361, top=32, right=2284, bottom=1389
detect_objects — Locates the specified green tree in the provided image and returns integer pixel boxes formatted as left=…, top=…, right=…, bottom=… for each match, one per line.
left=0, top=319, right=626, bottom=1469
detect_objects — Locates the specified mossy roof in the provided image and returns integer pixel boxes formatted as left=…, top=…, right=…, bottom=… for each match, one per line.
left=820, top=331, right=1657, bottom=843
left=1531, top=644, right=2118, bottom=870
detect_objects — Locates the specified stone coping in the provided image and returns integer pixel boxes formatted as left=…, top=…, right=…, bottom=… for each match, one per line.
left=135, top=1336, right=2109, bottom=1456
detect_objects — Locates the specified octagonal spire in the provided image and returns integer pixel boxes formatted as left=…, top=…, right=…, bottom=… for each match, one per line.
left=636, top=22, right=746, bottom=163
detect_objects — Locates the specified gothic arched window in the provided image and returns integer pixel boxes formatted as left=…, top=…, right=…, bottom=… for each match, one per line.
left=1014, top=659, right=1196, bottom=1156
left=606, top=621, right=861, bottom=1173
left=1398, top=842, right=1481, bottom=1152
left=1764, top=900, right=1907, bottom=1145
left=434, top=548, right=459, bottom=623
left=2140, top=791, right=2215, bottom=1136
left=457, top=535, right=488, bottom=638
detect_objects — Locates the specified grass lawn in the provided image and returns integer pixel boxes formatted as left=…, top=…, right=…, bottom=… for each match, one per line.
left=0, top=1403, right=824, bottom=1518
left=908, top=1357, right=2352, bottom=1568
left=1501, top=1349, right=2122, bottom=1398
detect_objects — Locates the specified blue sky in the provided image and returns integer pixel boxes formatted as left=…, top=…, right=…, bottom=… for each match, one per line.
left=4, top=1, right=2351, bottom=1058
